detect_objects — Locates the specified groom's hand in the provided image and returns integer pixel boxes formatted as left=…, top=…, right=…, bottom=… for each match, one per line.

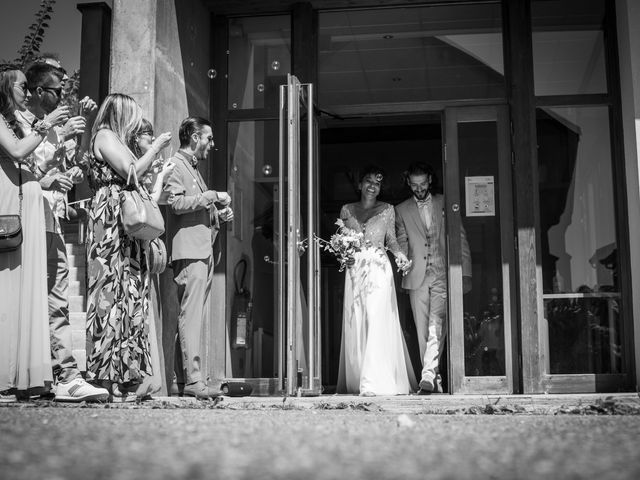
left=463, top=276, right=472, bottom=294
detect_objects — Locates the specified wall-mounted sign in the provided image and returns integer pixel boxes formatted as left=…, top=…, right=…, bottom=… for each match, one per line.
left=465, top=176, right=495, bottom=217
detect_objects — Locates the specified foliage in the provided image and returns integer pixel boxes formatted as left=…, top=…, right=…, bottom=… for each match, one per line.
left=14, top=0, right=57, bottom=68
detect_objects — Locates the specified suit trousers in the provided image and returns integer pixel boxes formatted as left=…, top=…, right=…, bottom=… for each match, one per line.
left=172, top=257, right=213, bottom=384
left=46, top=231, right=81, bottom=383
left=408, top=269, right=447, bottom=384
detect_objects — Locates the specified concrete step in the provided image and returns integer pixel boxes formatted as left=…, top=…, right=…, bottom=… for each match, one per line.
left=64, top=232, right=80, bottom=244
left=66, top=243, right=85, bottom=257
left=68, top=279, right=86, bottom=297
left=66, top=253, right=85, bottom=268
left=69, top=312, right=86, bottom=331
left=69, top=295, right=85, bottom=313
left=68, top=265, right=86, bottom=282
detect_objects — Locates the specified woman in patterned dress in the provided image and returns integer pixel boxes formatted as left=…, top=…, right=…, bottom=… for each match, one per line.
left=85, top=94, right=171, bottom=398
left=0, top=67, right=69, bottom=398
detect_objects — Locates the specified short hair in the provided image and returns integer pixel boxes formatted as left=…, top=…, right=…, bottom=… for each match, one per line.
left=404, top=162, right=437, bottom=187
left=24, top=62, right=64, bottom=90
left=178, top=116, right=212, bottom=147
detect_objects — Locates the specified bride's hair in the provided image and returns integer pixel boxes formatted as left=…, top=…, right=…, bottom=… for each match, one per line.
left=359, top=165, right=386, bottom=185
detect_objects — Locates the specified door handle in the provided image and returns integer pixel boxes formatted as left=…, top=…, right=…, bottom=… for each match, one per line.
left=451, top=203, right=460, bottom=212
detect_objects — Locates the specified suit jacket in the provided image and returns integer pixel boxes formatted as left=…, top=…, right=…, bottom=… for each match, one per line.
left=163, top=150, right=220, bottom=262
left=395, top=193, right=471, bottom=290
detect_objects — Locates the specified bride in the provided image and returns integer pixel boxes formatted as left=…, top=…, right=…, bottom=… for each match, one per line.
left=336, top=166, right=417, bottom=396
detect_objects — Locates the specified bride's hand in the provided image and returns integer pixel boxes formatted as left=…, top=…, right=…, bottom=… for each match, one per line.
left=395, top=253, right=412, bottom=275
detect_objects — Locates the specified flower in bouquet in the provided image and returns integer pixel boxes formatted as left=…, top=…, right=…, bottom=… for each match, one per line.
left=318, top=218, right=364, bottom=272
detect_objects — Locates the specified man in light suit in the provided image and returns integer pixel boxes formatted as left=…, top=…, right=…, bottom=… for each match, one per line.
left=395, top=162, right=471, bottom=394
left=163, top=117, right=233, bottom=399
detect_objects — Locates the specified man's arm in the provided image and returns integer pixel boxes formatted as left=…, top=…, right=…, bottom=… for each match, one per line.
left=163, top=166, right=217, bottom=214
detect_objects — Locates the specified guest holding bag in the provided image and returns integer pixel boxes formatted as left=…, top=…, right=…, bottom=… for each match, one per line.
left=0, top=66, right=69, bottom=399
left=85, top=93, right=171, bottom=399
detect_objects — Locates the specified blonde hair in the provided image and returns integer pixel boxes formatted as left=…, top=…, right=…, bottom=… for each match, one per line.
left=91, top=93, right=142, bottom=147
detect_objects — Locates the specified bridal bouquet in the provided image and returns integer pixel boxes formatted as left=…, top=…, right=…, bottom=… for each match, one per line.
left=317, top=219, right=364, bottom=272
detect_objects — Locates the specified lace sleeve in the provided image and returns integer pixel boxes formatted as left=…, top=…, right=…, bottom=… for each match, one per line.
left=384, top=205, right=402, bottom=256
left=339, top=204, right=350, bottom=222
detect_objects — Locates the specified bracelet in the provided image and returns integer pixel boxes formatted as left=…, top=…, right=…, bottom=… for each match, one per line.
left=32, top=119, right=52, bottom=135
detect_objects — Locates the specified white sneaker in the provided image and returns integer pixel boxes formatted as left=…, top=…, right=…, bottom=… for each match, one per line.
left=54, top=378, right=109, bottom=403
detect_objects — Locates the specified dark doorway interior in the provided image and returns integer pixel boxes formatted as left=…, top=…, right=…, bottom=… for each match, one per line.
left=319, top=117, right=443, bottom=391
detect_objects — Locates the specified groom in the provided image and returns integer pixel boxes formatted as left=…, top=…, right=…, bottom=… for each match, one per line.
left=395, top=162, right=471, bottom=394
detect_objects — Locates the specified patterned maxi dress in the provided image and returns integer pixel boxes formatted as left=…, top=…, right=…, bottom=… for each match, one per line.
left=86, top=149, right=152, bottom=386
left=336, top=203, right=417, bottom=395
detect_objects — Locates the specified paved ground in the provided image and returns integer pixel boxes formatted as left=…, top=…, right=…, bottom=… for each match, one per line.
left=1, top=394, right=640, bottom=480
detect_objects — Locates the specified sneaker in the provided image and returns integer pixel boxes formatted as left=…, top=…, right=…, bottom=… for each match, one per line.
left=183, top=381, right=221, bottom=400
left=54, top=378, right=110, bottom=403
left=0, top=390, right=17, bottom=403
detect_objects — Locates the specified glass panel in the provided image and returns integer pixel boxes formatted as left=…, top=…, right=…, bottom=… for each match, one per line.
left=537, top=106, right=622, bottom=374
left=532, top=0, right=607, bottom=96
left=226, top=120, right=280, bottom=378
left=318, top=4, right=504, bottom=109
left=457, top=121, right=506, bottom=376
left=228, top=16, right=291, bottom=110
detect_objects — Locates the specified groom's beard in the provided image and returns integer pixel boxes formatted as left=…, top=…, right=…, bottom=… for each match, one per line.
left=412, top=190, right=429, bottom=201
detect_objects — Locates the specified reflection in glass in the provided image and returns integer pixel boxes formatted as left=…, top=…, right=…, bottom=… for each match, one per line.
left=532, top=0, right=607, bottom=96
left=457, top=122, right=505, bottom=376
left=226, top=121, right=280, bottom=378
left=318, top=4, right=504, bottom=108
left=537, top=106, right=622, bottom=374
left=228, top=16, right=291, bottom=110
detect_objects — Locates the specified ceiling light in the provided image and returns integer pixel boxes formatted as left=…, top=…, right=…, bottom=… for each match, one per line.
left=383, top=34, right=394, bottom=39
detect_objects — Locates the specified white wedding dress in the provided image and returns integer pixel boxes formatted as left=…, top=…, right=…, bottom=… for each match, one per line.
left=336, top=203, right=417, bottom=395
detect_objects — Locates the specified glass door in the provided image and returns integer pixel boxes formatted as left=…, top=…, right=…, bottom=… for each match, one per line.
left=444, top=105, right=517, bottom=394
left=278, top=74, right=322, bottom=395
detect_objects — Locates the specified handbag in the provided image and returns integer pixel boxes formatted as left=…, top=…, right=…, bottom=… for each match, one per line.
left=119, top=163, right=165, bottom=241
left=148, top=237, right=168, bottom=274
left=0, top=164, right=23, bottom=253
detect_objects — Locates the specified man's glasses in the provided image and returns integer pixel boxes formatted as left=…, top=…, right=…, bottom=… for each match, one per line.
left=42, top=86, right=63, bottom=97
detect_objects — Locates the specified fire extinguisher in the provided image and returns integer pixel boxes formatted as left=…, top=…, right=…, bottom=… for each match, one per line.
left=231, top=259, right=252, bottom=349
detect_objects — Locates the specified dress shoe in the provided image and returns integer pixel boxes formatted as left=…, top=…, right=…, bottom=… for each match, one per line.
left=183, top=381, right=221, bottom=400
left=419, top=378, right=434, bottom=393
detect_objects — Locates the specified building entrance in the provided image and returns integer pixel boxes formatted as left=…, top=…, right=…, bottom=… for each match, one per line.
left=319, top=106, right=516, bottom=394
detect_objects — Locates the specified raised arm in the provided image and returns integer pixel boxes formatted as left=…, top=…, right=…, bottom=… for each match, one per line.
left=93, top=129, right=171, bottom=179
left=0, top=112, right=61, bottom=162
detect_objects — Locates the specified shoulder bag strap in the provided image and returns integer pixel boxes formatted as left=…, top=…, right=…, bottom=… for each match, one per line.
left=16, top=162, right=23, bottom=217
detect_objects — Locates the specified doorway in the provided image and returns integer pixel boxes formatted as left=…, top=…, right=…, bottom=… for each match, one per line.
left=318, top=106, right=516, bottom=394
left=319, top=115, right=444, bottom=391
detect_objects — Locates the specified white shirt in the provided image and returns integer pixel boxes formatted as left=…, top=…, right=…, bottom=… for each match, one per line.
left=415, top=193, right=433, bottom=230
left=15, top=109, right=76, bottom=233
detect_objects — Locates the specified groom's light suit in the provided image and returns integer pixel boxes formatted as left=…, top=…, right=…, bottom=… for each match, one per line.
left=395, top=193, right=471, bottom=389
